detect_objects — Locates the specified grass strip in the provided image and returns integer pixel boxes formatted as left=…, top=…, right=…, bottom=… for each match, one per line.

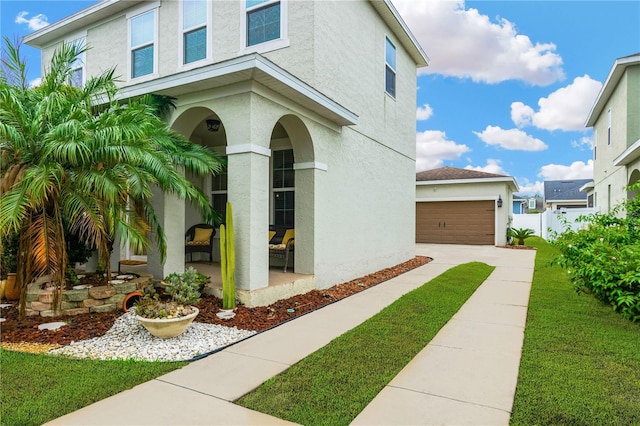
left=0, top=350, right=186, bottom=426
left=237, top=261, right=494, bottom=425
left=511, top=237, right=640, bottom=425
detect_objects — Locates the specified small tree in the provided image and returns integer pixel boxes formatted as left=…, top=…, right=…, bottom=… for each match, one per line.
left=0, top=38, right=223, bottom=317
left=508, top=228, right=535, bottom=245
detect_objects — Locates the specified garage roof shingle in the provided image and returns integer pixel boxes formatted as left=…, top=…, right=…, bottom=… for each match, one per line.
left=416, top=166, right=508, bottom=181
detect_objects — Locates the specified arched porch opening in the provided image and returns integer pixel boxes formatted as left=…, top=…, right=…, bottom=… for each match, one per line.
left=268, top=115, right=316, bottom=276
left=628, top=169, right=640, bottom=201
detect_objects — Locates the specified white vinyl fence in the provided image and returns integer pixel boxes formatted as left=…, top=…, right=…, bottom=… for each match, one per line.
left=512, top=207, right=599, bottom=240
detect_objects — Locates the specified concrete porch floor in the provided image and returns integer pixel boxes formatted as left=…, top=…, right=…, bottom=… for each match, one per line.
left=117, top=261, right=314, bottom=307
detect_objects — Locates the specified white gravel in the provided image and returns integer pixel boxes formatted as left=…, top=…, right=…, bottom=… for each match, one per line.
left=48, top=311, right=257, bottom=362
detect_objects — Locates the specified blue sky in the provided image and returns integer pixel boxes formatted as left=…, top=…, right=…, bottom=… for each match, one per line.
left=2, top=0, right=639, bottom=195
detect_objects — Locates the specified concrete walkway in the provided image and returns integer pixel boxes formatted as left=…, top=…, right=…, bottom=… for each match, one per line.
left=46, top=244, right=535, bottom=426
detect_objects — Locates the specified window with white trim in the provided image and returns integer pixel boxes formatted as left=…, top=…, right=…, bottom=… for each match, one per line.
left=528, top=199, right=536, bottom=209
left=385, top=37, right=396, bottom=97
left=246, top=0, right=281, bottom=47
left=607, top=108, right=612, bottom=146
left=129, top=9, right=156, bottom=79
left=69, top=38, right=85, bottom=88
left=182, top=0, right=208, bottom=64
left=272, top=149, right=294, bottom=227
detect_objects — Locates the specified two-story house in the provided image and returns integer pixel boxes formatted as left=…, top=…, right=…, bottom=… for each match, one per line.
left=585, top=53, right=640, bottom=214
left=24, top=0, right=428, bottom=306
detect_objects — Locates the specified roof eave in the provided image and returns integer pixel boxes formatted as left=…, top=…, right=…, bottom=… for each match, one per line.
left=613, top=138, right=640, bottom=166
left=585, top=54, right=640, bottom=127
left=23, top=0, right=139, bottom=48
left=416, top=176, right=519, bottom=192
left=370, top=0, right=429, bottom=67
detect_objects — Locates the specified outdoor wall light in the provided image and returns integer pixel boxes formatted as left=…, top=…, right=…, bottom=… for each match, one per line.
left=206, top=119, right=221, bottom=132
left=497, top=195, right=503, bottom=208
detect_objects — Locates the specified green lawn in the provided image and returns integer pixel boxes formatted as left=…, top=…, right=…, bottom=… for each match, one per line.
left=510, top=237, right=640, bottom=425
left=237, top=262, right=495, bottom=426
left=0, top=350, right=186, bottom=426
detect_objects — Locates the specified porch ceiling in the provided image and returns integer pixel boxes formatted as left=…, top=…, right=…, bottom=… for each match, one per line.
left=117, top=54, right=358, bottom=127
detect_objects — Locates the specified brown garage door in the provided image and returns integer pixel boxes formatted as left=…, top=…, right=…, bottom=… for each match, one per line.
left=416, top=200, right=495, bottom=245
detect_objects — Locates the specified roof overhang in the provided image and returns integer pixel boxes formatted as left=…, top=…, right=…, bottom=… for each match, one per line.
left=416, top=176, right=519, bottom=192
left=613, top=138, right=640, bottom=166
left=579, top=181, right=595, bottom=192
left=24, top=0, right=137, bottom=48
left=116, top=53, right=358, bottom=127
left=369, top=0, right=429, bottom=67
left=586, top=54, right=640, bottom=127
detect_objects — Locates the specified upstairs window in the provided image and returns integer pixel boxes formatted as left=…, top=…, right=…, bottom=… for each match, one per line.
left=129, top=9, right=156, bottom=79
left=69, top=38, right=85, bottom=88
left=182, top=0, right=208, bottom=64
left=246, top=0, right=281, bottom=47
left=385, top=37, right=396, bottom=97
left=607, top=108, right=612, bottom=145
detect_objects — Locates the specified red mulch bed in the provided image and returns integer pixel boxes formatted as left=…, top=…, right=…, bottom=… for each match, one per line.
left=0, top=256, right=431, bottom=346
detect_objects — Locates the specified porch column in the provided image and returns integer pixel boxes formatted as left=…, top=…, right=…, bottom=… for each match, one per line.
left=227, top=145, right=270, bottom=291
left=293, top=163, right=323, bottom=275
left=147, top=186, right=186, bottom=279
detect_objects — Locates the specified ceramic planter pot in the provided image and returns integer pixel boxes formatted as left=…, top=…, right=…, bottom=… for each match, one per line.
left=4, top=273, right=19, bottom=301
left=136, top=307, right=199, bottom=338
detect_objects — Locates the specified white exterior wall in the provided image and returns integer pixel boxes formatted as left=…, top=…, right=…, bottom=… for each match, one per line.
left=32, top=0, right=422, bottom=290
left=592, top=72, right=631, bottom=213
left=416, top=181, right=514, bottom=246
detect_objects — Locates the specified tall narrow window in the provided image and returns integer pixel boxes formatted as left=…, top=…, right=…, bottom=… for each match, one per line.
left=69, top=38, right=85, bottom=88
left=593, top=129, right=597, bottom=160
left=246, top=0, right=281, bottom=47
left=182, top=0, right=207, bottom=64
left=607, top=184, right=612, bottom=213
left=272, top=149, right=294, bottom=227
left=130, top=10, right=155, bottom=78
left=607, top=108, right=612, bottom=145
left=385, top=37, right=396, bottom=97
left=211, top=159, right=228, bottom=224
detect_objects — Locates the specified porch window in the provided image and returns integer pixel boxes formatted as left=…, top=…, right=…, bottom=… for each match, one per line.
left=129, top=9, right=156, bottom=79
left=182, top=0, right=208, bottom=64
left=246, top=0, right=281, bottom=46
left=272, top=149, right=294, bottom=227
left=385, top=37, right=396, bottom=97
left=211, top=160, right=228, bottom=223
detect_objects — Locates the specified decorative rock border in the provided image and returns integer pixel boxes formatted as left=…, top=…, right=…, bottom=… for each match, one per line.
left=24, top=274, right=152, bottom=317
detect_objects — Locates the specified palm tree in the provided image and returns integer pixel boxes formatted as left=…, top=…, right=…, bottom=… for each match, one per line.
left=508, top=228, right=536, bottom=246
left=0, top=38, right=223, bottom=317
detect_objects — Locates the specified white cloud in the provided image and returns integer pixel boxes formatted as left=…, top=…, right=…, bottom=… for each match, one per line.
left=515, top=179, right=544, bottom=196
left=571, top=136, right=593, bottom=150
left=392, top=0, right=564, bottom=85
left=511, top=75, right=603, bottom=131
left=416, top=130, right=470, bottom=171
left=473, top=125, right=548, bottom=151
left=416, top=104, right=433, bottom=121
left=15, top=11, right=49, bottom=31
left=464, top=158, right=507, bottom=175
left=28, top=77, right=42, bottom=88
left=538, top=160, right=593, bottom=180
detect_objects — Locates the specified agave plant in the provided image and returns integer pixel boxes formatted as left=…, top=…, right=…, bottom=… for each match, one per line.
left=0, top=37, right=223, bottom=317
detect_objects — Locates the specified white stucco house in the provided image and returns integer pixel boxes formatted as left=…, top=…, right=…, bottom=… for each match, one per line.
left=25, top=0, right=428, bottom=306
left=415, top=167, right=518, bottom=246
left=584, top=53, right=640, bottom=214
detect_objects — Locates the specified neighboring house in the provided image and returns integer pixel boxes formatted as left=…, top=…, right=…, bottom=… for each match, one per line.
left=543, top=179, right=592, bottom=210
left=25, top=0, right=428, bottom=305
left=585, top=53, right=640, bottom=214
left=512, top=196, right=527, bottom=214
left=415, top=167, right=518, bottom=245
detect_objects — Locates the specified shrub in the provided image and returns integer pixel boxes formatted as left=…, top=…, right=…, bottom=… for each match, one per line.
left=552, top=183, right=640, bottom=322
